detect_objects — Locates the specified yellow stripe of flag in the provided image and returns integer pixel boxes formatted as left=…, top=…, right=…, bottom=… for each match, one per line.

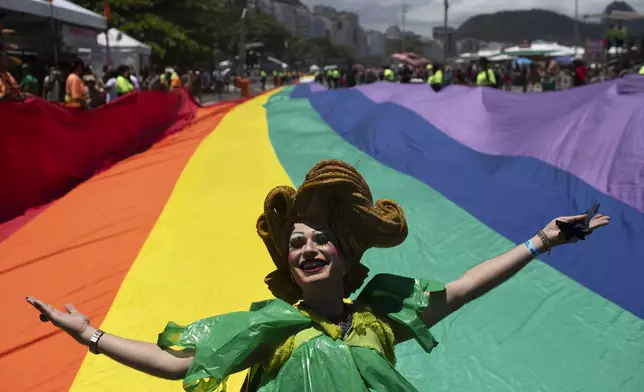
left=71, top=90, right=291, bottom=391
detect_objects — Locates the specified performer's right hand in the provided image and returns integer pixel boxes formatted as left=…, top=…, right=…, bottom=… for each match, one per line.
left=26, top=297, right=93, bottom=345
left=26, top=297, right=193, bottom=380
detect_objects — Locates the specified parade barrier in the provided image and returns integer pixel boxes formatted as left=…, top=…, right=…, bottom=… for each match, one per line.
left=0, top=89, right=198, bottom=224
left=1, top=84, right=642, bottom=392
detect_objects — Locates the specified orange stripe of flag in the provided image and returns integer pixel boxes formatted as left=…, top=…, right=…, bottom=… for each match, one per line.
left=0, top=103, right=235, bottom=392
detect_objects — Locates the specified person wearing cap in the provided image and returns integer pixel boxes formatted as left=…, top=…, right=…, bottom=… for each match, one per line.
left=27, top=160, right=610, bottom=391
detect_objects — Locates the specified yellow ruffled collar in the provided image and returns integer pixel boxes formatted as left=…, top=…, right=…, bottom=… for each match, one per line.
left=265, top=299, right=396, bottom=372
left=293, top=298, right=355, bottom=340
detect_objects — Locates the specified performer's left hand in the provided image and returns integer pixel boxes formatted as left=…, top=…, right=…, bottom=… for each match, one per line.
left=541, top=213, right=610, bottom=248
left=421, top=212, right=610, bottom=328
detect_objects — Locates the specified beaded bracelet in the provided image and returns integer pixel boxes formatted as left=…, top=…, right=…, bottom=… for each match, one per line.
left=537, top=230, right=552, bottom=255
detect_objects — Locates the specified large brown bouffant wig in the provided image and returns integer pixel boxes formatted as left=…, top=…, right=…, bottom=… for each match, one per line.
left=256, top=159, right=408, bottom=303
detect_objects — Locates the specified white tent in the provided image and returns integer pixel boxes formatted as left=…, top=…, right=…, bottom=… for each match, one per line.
left=488, top=53, right=516, bottom=62
left=548, top=47, right=585, bottom=57
left=97, top=28, right=151, bottom=56
left=503, top=41, right=568, bottom=56
left=0, top=0, right=106, bottom=30
left=458, top=49, right=502, bottom=61
left=83, top=29, right=151, bottom=76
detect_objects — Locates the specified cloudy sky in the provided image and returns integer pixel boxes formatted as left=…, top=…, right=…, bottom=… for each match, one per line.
left=300, top=0, right=644, bottom=36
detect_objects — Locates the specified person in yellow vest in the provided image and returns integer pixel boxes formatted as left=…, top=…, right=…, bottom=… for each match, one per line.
left=607, top=23, right=627, bottom=58
left=638, top=65, right=644, bottom=75
left=383, top=65, right=395, bottom=82
left=425, top=63, right=433, bottom=80
left=160, top=68, right=181, bottom=91
left=332, top=68, right=341, bottom=88
left=115, top=65, right=134, bottom=97
left=617, top=23, right=627, bottom=41
left=427, top=64, right=444, bottom=92
left=160, top=69, right=170, bottom=90
left=476, top=57, right=497, bottom=88
left=614, top=23, right=627, bottom=49
left=260, top=69, right=267, bottom=90
left=326, top=68, right=334, bottom=88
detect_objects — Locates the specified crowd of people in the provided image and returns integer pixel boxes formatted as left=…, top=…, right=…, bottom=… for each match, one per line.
left=312, top=60, right=517, bottom=92
left=1, top=58, right=174, bottom=107
left=310, top=53, right=644, bottom=94
left=259, top=69, right=301, bottom=91
left=0, top=51, right=257, bottom=107
left=4, top=51, right=644, bottom=108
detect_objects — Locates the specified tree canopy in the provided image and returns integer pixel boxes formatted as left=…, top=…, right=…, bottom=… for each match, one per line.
left=72, top=1, right=357, bottom=67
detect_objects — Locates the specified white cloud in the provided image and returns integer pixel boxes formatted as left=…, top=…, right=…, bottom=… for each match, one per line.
left=300, top=0, right=644, bottom=35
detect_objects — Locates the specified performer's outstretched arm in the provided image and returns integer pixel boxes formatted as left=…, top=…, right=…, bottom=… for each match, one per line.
left=421, top=213, right=610, bottom=328
left=26, top=298, right=192, bottom=380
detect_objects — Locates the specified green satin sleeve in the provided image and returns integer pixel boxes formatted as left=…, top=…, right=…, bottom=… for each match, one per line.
left=357, top=273, right=445, bottom=353
left=157, top=299, right=311, bottom=392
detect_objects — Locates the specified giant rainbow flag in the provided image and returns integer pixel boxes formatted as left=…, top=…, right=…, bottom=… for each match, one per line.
left=1, top=80, right=643, bottom=391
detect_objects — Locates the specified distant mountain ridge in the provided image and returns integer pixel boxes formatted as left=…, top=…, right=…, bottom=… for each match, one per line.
left=455, top=9, right=602, bottom=44
left=455, top=3, right=644, bottom=44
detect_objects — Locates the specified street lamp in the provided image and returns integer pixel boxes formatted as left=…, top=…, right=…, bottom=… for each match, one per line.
left=443, top=0, right=448, bottom=63
left=239, top=8, right=248, bottom=76
left=573, top=0, right=579, bottom=57
left=401, top=0, right=409, bottom=52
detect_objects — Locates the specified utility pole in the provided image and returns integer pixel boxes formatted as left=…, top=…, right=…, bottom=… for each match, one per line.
left=443, top=0, right=449, bottom=63
left=573, top=0, right=579, bottom=57
left=401, top=1, right=409, bottom=52
left=239, top=7, right=247, bottom=76
left=291, top=6, right=297, bottom=68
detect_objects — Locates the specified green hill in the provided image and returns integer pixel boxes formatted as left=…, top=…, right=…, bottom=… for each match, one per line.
left=456, top=9, right=604, bottom=44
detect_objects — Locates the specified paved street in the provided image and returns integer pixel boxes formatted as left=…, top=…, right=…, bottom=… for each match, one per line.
left=198, top=80, right=278, bottom=104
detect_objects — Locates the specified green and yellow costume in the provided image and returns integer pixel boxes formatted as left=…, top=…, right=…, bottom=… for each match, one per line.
left=157, top=160, right=444, bottom=391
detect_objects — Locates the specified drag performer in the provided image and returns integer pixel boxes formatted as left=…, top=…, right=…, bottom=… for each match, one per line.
left=27, top=160, right=610, bottom=391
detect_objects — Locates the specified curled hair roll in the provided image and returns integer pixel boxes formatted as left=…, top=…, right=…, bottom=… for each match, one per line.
left=257, top=160, right=408, bottom=303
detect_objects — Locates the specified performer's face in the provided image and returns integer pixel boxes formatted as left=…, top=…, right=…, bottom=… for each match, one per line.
left=287, top=222, right=345, bottom=290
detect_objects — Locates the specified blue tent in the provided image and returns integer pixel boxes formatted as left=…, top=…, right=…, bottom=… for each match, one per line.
left=513, top=57, right=532, bottom=65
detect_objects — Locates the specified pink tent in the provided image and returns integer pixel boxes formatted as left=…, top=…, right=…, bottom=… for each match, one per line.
left=391, top=52, right=430, bottom=67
